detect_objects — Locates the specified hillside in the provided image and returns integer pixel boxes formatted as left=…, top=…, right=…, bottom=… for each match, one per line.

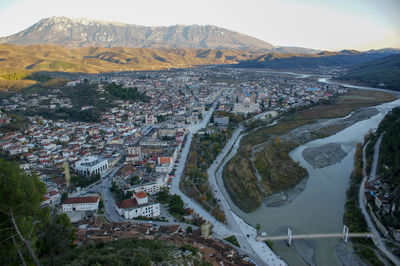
left=0, top=43, right=263, bottom=74
left=235, top=50, right=399, bottom=69
left=0, top=43, right=266, bottom=90
left=338, top=54, right=400, bottom=91
left=0, top=16, right=274, bottom=50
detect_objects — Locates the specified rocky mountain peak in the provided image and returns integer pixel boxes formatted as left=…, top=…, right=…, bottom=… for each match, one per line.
left=0, top=16, right=275, bottom=50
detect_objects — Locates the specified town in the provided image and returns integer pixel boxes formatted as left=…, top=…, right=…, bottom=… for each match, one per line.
left=0, top=66, right=341, bottom=265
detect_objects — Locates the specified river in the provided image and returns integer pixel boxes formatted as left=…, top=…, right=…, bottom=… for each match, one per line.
left=216, top=78, right=400, bottom=265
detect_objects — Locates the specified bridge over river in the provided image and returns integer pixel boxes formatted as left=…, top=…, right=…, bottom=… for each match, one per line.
left=256, top=226, right=374, bottom=246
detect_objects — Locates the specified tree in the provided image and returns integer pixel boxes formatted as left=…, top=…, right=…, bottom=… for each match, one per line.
left=156, top=188, right=171, bottom=204
left=0, top=159, right=45, bottom=265
left=0, top=159, right=74, bottom=265
left=266, top=240, right=274, bottom=249
left=60, top=192, right=68, bottom=203
left=169, top=195, right=185, bottom=215
left=37, top=210, right=75, bottom=265
left=129, top=175, right=140, bottom=185
left=256, top=223, right=261, bottom=233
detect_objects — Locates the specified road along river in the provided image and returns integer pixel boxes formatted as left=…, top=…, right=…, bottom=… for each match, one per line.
left=215, top=81, right=400, bottom=265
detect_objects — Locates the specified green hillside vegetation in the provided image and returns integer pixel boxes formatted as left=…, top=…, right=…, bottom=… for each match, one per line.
left=182, top=113, right=245, bottom=221
left=105, top=82, right=149, bottom=102
left=254, top=140, right=307, bottom=194
left=366, top=107, right=400, bottom=228
left=0, top=159, right=75, bottom=265
left=339, top=54, right=400, bottom=91
left=15, top=81, right=149, bottom=123
left=376, top=107, right=400, bottom=181
left=43, top=238, right=206, bottom=266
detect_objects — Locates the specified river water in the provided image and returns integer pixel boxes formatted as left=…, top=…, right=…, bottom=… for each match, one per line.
left=217, top=79, right=400, bottom=265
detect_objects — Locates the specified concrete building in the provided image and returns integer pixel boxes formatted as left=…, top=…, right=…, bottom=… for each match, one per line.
left=115, top=192, right=160, bottom=219
left=62, top=196, right=99, bottom=212
left=233, top=97, right=260, bottom=114
left=127, top=145, right=141, bottom=156
left=126, top=180, right=165, bottom=195
left=139, top=138, right=168, bottom=147
left=75, top=156, right=109, bottom=176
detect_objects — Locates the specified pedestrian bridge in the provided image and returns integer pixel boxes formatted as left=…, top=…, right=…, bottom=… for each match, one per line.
left=257, top=226, right=374, bottom=245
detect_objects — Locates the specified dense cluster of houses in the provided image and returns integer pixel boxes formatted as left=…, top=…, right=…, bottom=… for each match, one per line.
left=218, top=72, right=341, bottom=113
left=1, top=67, right=342, bottom=223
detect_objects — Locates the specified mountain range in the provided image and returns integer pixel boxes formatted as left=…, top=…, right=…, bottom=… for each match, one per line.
left=0, top=16, right=399, bottom=91
left=0, top=16, right=276, bottom=50
left=235, top=49, right=400, bottom=69
left=338, top=54, right=400, bottom=91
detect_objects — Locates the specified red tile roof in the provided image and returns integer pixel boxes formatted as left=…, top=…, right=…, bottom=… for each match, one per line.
left=63, top=196, right=99, bottom=205
left=47, top=190, right=59, bottom=196
left=135, top=192, right=147, bottom=199
left=116, top=198, right=138, bottom=209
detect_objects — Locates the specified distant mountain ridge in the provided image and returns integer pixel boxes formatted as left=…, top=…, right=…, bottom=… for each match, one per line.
left=235, top=49, right=400, bottom=69
left=0, top=16, right=275, bottom=50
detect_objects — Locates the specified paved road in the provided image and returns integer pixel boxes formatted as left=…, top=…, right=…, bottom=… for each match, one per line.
left=369, top=134, right=383, bottom=181
left=360, top=139, right=400, bottom=265
left=207, top=125, right=287, bottom=266
left=170, top=99, right=287, bottom=265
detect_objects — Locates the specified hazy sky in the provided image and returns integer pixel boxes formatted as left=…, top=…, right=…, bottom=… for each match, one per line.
left=0, top=0, right=399, bottom=51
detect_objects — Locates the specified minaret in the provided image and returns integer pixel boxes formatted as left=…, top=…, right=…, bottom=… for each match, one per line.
left=64, top=161, right=71, bottom=187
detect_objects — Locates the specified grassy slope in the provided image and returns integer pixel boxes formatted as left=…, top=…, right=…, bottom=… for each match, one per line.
left=0, top=43, right=261, bottom=74
left=224, top=89, right=397, bottom=212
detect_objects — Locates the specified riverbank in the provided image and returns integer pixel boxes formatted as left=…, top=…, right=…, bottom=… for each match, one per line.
left=341, top=143, right=386, bottom=265
left=223, top=88, right=396, bottom=212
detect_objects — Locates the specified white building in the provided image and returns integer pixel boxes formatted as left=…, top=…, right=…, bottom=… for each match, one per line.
left=75, top=156, right=109, bottom=176
left=62, top=196, right=99, bottom=212
left=116, top=192, right=160, bottom=219
left=155, top=163, right=173, bottom=173
left=127, top=146, right=141, bottom=156
left=233, top=97, right=260, bottom=114
left=139, top=138, right=168, bottom=147
left=125, top=180, right=165, bottom=195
